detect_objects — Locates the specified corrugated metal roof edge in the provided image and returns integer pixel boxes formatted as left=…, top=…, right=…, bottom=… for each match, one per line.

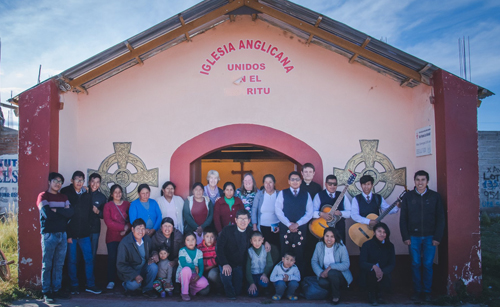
left=9, top=0, right=494, bottom=101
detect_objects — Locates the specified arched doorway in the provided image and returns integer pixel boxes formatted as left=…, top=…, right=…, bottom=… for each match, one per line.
left=170, top=124, right=323, bottom=197
left=197, top=145, right=297, bottom=191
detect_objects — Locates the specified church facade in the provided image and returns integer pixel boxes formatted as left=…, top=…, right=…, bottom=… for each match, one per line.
left=15, top=0, right=490, bottom=294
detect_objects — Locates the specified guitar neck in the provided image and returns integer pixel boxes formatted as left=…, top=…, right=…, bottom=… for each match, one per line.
left=329, top=186, right=348, bottom=214
left=375, top=197, right=400, bottom=222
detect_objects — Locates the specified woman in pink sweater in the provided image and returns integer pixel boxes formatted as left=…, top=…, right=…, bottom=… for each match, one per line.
left=103, top=184, right=130, bottom=290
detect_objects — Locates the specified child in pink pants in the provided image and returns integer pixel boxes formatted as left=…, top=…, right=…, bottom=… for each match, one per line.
left=176, top=232, right=209, bottom=301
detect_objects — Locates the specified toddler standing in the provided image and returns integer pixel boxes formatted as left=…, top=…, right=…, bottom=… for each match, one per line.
left=152, top=247, right=174, bottom=297
left=246, top=231, right=273, bottom=297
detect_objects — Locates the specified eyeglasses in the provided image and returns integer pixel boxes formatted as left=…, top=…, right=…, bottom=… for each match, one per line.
left=237, top=217, right=249, bottom=221
left=52, top=179, right=63, bottom=184
left=326, top=182, right=337, bottom=186
left=74, top=179, right=84, bottom=183
left=289, top=178, right=301, bottom=182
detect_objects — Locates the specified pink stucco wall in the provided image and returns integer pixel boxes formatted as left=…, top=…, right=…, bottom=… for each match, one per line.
left=59, top=15, right=434, bottom=255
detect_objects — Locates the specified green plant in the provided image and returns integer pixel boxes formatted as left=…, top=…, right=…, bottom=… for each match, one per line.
left=0, top=208, right=39, bottom=305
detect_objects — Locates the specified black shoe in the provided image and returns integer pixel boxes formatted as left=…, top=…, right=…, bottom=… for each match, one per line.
left=331, top=297, right=340, bottom=305
left=424, top=292, right=432, bottom=302
left=53, top=290, right=70, bottom=299
left=43, top=292, right=54, bottom=304
left=70, top=286, right=80, bottom=295
left=410, top=292, right=421, bottom=301
left=368, top=292, right=378, bottom=305
left=142, top=290, right=158, bottom=298
left=376, top=292, right=386, bottom=304
left=123, top=289, right=134, bottom=297
left=86, top=285, right=102, bottom=294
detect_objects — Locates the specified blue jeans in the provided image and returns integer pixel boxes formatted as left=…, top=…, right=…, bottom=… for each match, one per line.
left=123, top=263, right=158, bottom=293
left=219, top=265, right=243, bottom=298
left=41, top=232, right=67, bottom=293
left=274, top=280, right=299, bottom=297
left=248, top=273, right=269, bottom=297
left=409, top=236, right=436, bottom=293
left=67, top=236, right=95, bottom=287
left=90, top=232, right=100, bottom=260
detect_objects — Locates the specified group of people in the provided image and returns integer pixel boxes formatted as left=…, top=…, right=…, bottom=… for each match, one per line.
left=37, top=163, right=445, bottom=306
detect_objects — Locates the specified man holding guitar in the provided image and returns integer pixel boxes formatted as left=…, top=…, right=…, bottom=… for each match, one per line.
left=312, top=175, right=351, bottom=243
left=351, top=175, right=399, bottom=230
left=400, top=170, right=445, bottom=302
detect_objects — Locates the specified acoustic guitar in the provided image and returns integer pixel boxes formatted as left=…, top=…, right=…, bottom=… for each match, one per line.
left=348, top=189, right=407, bottom=247
left=309, top=171, right=357, bottom=239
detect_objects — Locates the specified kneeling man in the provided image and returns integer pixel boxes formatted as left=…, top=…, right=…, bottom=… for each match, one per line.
left=117, top=218, right=158, bottom=298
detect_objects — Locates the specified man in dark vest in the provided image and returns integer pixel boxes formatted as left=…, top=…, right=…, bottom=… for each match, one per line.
left=351, top=175, right=399, bottom=229
left=275, top=171, right=313, bottom=274
left=312, top=175, right=351, bottom=243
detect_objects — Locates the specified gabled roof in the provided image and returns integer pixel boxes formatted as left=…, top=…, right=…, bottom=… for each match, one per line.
left=20, top=0, right=496, bottom=100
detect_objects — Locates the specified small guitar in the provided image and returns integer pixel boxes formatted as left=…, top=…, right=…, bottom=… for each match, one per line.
left=348, top=188, right=407, bottom=247
left=309, top=171, right=357, bottom=239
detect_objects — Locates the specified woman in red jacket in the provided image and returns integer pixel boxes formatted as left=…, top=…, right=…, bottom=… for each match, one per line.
left=213, top=182, right=244, bottom=233
left=103, top=184, right=131, bottom=290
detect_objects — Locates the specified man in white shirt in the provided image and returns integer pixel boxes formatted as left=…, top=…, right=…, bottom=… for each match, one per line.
left=312, top=175, right=351, bottom=243
left=275, top=171, right=313, bottom=274
left=350, top=175, right=399, bottom=229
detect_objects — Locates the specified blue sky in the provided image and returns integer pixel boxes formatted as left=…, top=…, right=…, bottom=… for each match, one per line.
left=0, top=0, right=499, bottom=130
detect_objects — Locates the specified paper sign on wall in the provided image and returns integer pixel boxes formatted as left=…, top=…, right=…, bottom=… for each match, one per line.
left=416, top=126, right=432, bottom=157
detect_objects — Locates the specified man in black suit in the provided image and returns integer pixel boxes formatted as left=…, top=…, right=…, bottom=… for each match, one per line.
left=217, top=210, right=253, bottom=299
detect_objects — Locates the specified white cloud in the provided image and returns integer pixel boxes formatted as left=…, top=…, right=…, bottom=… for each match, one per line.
left=1, top=0, right=498, bottom=129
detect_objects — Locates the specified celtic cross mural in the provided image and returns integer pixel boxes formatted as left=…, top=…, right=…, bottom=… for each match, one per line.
left=333, top=140, right=406, bottom=199
left=88, top=142, right=158, bottom=201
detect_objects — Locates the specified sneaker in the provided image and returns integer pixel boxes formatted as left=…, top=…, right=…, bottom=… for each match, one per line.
left=86, top=285, right=102, bottom=294
left=143, top=290, right=158, bottom=298
left=70, top=286, right=80, bottom=295
left=164, top=282, right=174, bottom=291
left=43, top=292, right=54, bottom=304
left=272, top=294, right=281, bottom=301
left=106, top=282, right=115, bottom=290
left=410, top=292, right=421, bottom=301
left=368, top=292, right=377, bottom=305
left=424, top=293, right=432, bottom=302
left=53, top=290, right=70, bottom=299
left=288, top=295, right=298, bottom=301
left=182, top=294, right=191, bottom=301
left=160, top=291, right=166, bottom=298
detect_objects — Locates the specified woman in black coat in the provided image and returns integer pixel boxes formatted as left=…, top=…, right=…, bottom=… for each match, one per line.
left=359, top=222, right=395, bottom=305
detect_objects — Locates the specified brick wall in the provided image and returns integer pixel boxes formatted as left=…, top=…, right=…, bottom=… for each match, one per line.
left=479, top=131, right=500, bottom=209
left=0, top=127, right=19, bottom=155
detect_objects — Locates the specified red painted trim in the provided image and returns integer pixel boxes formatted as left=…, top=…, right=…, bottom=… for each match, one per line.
left=433, top=69, right=481, bottom=295
left=170, top=124, right=323, bottom=198
left=18, top=79, right=60, bottom=288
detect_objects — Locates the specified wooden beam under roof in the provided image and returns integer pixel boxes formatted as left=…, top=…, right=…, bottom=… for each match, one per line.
left=244, top=0, right=426, bottom=85
left=306, top=16, right=322, bottom=45
left=125, top=41, right=144, bottom=65
left=349, top=37, right=371, bottom=63
left=178, top=15, right=191, bottom=41
left=67, top=0, right=245, bottom=89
